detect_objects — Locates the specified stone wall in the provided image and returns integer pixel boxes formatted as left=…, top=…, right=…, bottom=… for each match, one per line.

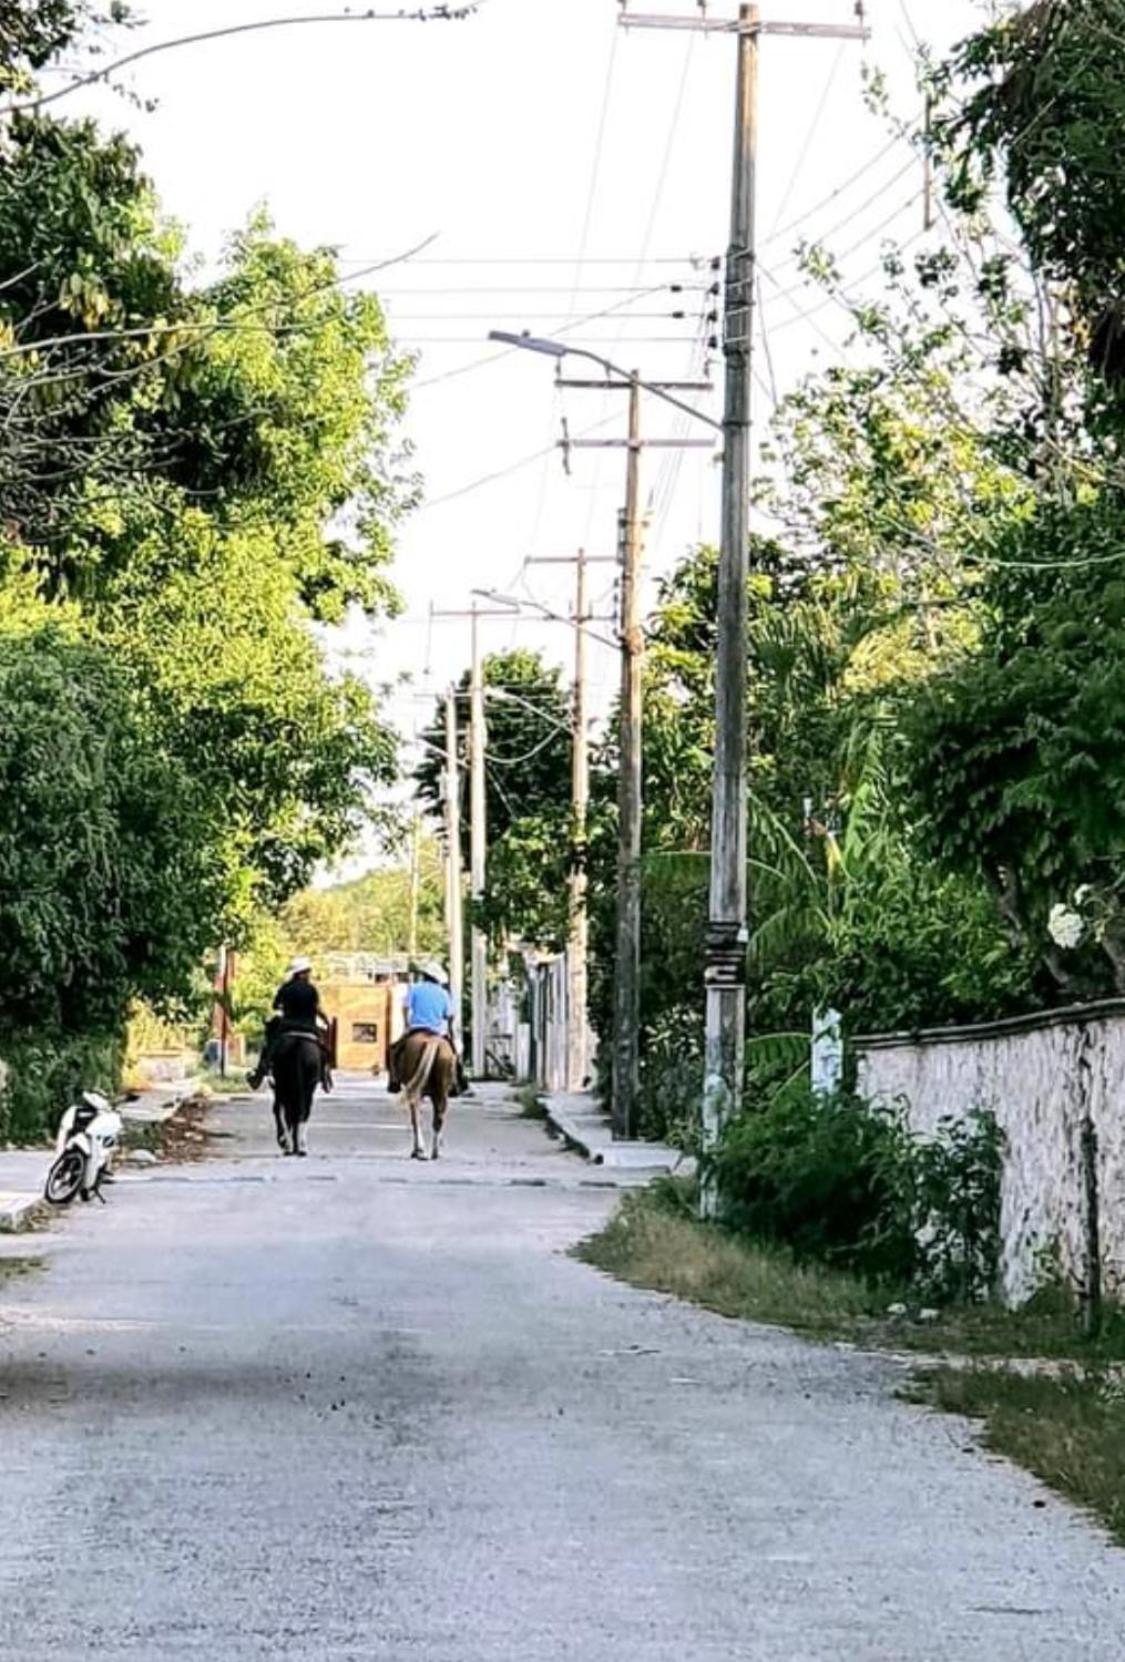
left=855, top=1002, right=1125, bottom=1307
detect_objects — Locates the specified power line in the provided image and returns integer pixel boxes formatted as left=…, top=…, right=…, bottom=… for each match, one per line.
left=418, top=414, right=618, bottom=511
left=409, top=283, right=681, bottom=389
left=7, top=6, right=490, bottom=116
left=770, top=158, right=919, bottom=274
left=768, top=41, right=848, bottom=239
left=338, top=255, right=709, bottom=266
left=762, top=136, right=904, bottom=250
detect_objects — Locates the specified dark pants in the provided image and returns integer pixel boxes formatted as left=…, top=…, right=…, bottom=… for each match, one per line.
left=252, top=1018, right=332, bottom=1092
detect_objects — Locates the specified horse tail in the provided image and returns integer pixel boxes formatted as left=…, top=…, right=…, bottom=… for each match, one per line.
left=404, top=1036, right=441, bottom=1099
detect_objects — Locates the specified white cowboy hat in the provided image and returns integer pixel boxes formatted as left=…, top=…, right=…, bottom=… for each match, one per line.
left=420, top=960, right=448, bottom=986
left=289, top=956, right=313, bottom=976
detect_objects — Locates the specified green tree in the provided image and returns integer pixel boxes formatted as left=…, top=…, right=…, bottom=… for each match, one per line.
left=0, top=607, right=220, bottom=1137
left=413, top=648, right=574, bottom=948
left=0, top=102, right=411, bottom=1129
left=0, top=2, right=129, bottom=90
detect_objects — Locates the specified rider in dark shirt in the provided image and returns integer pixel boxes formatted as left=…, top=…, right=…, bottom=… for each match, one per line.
left=273, top=971, right=320, bottom=1029
left=248, top=957, right=327, bottom=1089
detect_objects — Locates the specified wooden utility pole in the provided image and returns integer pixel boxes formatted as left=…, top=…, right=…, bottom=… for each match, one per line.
left=526, top=548, right=618, bottom=1093
left=559, top=379, right=713, bottom=1138
left=469, top=606, right=488, bottom=1079
left=431, top=603, right=533, bottom=1072
left=408, top=809, right=422, bottom=961
left=443, top=686, right=464, bottom=1051
left=621, top=0, right=867, bottom=1210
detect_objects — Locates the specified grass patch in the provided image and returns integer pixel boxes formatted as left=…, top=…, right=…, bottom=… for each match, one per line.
left=582, top=1190, right=1125, bottom=1550
left=912, top=1366, right=1125, bottom=1546
left=578, top=1188, right=1125, bottom=1363
left=576, top=1189, right=878, bottom=1340
left=0, top=1255, right=44, bottom=1281
left=199, top=1067, right=252, bottom=1098
left=512, top=1085, right=548, bottom=1121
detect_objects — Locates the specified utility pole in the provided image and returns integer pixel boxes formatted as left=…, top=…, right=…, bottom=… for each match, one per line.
left=431, top=604, right=533, bottom=1073
left=408, top=808, right=422, bottom=961
left=469, top=606, right=488, bottom=1079
left=617, top=375, right=644, bottom=1140
left=486, top=331, right=717, bottom=1130
left=619, top=1, right=868, bottom=1207
left=556, top=377, right=714, bottom=1139
left=527, top=549, right=617, bottom=1092
left=443, top=686, right=464, bottom=1051
left=571, top=548, right=591, bottom=1093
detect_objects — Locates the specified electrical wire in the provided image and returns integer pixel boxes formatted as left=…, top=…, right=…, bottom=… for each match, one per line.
left=770, top=159, right=920, bottom=275
left=8, top=5, right=491, bottom=117
left=762, top=136, right=904, bottom=251
left=418, top=413, right=619, bottom=511
left=768, top=42, right=848, bottom=239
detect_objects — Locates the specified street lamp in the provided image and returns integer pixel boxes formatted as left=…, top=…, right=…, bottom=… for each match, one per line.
left=488, top=331, right=722, bottom=432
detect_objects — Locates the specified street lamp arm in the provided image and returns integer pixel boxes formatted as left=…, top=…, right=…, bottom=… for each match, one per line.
left=488, top=331, right=722, bottom=433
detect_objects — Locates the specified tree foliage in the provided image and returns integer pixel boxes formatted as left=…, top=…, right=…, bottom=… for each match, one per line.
left=0, top=53, right=411, bottom=1130
left=414, top=648, right=574, bottom=949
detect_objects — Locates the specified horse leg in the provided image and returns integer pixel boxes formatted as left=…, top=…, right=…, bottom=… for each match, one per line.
left=430, top=1086, right=447, bottom=1161
left=273, top=1091, right=290, bottom=1154
left=407, top=1091, right=428, bottom=1160
left=295, top=1071, right=315, bottom=1157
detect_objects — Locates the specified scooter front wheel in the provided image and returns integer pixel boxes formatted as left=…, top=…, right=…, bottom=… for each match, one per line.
left=45, top=1148, right=86, bottom=1206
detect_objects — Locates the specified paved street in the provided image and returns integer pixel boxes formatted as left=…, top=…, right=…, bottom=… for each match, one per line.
left=1, top=1076, right=1123, bottom=1660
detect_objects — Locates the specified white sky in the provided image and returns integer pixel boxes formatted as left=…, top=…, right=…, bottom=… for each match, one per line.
left=67, top=0, right=989, bottom=763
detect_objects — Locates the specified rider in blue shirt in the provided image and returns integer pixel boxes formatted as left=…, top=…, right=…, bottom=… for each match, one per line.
left=388, top=962, right=463, bottom=1093
left=404, top=972, right=454, bottom=1037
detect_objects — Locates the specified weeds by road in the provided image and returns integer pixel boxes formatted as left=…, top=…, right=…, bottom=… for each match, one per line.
left=512, top=1086, right=548, bottom=1121
left=579, top=1188, right=1125, bottom=1363
left=907, top=1368, right=1125, bottom=1547
left=579, top=1189, right=1125, bottom=1547
left=0, top=1256, right=43, bottom=1282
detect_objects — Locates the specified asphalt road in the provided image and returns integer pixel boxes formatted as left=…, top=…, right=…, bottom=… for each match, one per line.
left=2, top=1076, right=1123, bottom=1660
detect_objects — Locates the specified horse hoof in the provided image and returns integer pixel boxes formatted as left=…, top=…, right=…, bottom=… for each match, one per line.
left=430, top=1148, right=441, bottom=1162
left=410, top=1149, right=427, bottom=1162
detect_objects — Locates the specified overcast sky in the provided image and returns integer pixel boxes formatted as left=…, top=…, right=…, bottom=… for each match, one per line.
left=68, top=0, right=991, bottom=782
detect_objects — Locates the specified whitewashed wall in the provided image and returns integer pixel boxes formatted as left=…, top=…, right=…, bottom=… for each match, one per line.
left=855, top=1003, right=1125, bottom=1307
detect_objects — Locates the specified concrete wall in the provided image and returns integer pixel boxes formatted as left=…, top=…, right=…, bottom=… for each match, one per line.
left=855, top=1002, right=1125, bottom=1307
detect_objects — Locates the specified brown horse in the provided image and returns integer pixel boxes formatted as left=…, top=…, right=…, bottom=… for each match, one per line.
left=397, top=1030, right=456, bottom=1160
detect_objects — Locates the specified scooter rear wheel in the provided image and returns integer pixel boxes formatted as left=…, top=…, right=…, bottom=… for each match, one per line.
left=45, top=1148, right=85, bottom=1206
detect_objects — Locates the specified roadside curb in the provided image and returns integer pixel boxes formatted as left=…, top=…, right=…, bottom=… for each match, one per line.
left=544, top=1091, right=695, bottom=1178
left=0, top=1080, right=205, bottom=1231
left=0, top=1191, right=47, bottom=1233
left=121, top=1077, right=207, bottom=1127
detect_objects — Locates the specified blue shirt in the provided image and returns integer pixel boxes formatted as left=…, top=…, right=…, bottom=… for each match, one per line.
left=404, top=981, right=453, bottom=1035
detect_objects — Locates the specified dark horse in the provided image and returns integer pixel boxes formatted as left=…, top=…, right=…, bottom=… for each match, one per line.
left=272, top=1031, right=321, bottom=1157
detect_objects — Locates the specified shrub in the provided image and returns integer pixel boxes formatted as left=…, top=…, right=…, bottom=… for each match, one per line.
left=712, top=1088, right=918, bottom=1283
left=0, top=1027, right=124, bottom=1145
left=711, top=1088, right=1004, bottom=1300
left=914, top=1109, right=1005, bottom=1304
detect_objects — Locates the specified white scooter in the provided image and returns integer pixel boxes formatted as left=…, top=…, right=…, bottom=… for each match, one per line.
left=45, top=1091, right=124, bottom=1206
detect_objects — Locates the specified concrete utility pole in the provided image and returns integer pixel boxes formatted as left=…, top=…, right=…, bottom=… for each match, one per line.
left=621, top=0, right=867, bottom=1211
left=469, top=606, right=488, bottom=1080
left=443, top=687, right=464, bottom=1051
left=616, top=376, right=644, bottom=1139
left=571, top=548, right=591, bottom=1093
